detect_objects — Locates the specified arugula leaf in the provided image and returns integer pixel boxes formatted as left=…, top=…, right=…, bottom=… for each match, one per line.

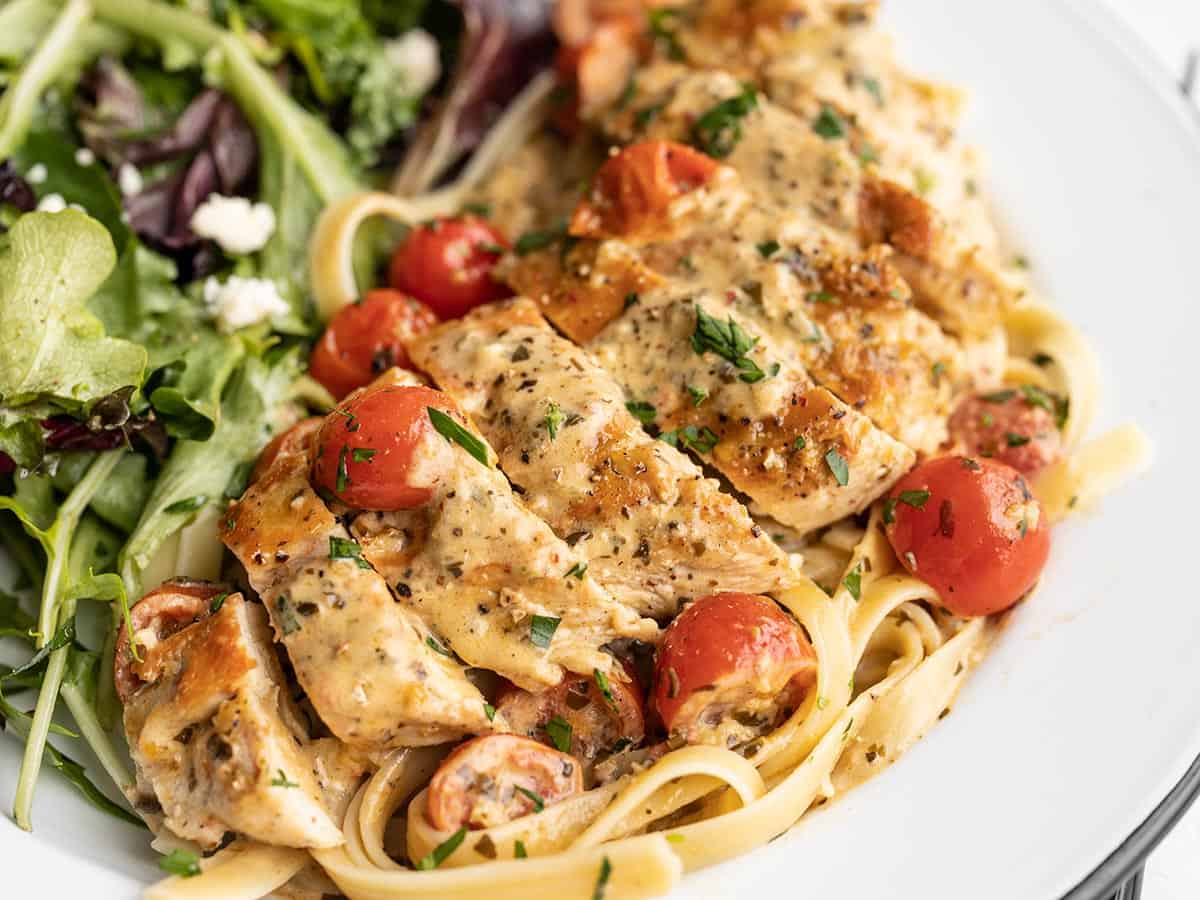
left=0, top=211, right=146, bottom=412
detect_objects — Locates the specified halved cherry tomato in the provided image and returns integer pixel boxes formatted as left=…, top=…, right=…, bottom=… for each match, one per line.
left=570, top=141, right=722, bottom=241
left=495, top=667, right=645, bottom=761
left=312, top=385, right=458, bottom=510
left=425, top=734, right=583, bottom=831
left=884, top=455, right=1050, bottom=617
left=115, top=579, right=225, bottom=702
left=948, top=389, right=1064, bottom=477
left=388, top=217, right=509, bottom=320
left=653, top=592, right=817, bottom=744
left=309, top=289, right=438, bottom=400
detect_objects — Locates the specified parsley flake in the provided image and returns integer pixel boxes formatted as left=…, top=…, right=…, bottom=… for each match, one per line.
left=351, top=448, right=376, bottom=463
left=692, top=84, right=758, bottom=158
left=1005, top=432, right=1031, bottom=447
left=565, top=561, right=588, bottom=579
left=271, top=769, right=299, bottom=788
left=824, top=447, right=850, bottom=486
left=516, top=786, right=545, bottom=813
left=514, top=223, right=566, bottom=255
left=659, top=425, right=719, bottom=454
left=428, top=407, right=490, bottom=466
left=687, top=384, right=709, bottom=407
left=546, top=715, right=573, bottom=753
left=691, top=306, right=767, bottom=382
left=426, top=635, right=453, bottom=657
left=756, top=239, right=781, bottom=258
left=843, top=562, right=863, bottom=601
left=329, top=536, right=371, bottom=569
left=544, top=401, right=567, bottom=440
left=626, top=400, right=657, bottom=424
left=898, top=489, right=931, bottom=510
left=484, top=702, right=496, bottom=721
left=158, top=849, right=201, bottom=878
left=812, top=103, right=847, bottom=139
left=530, top=615, right=561, bottom=649
left=416, top=827, right=467, bottom=870
left=594, top=668, right=618, bottom=710
left=862, top=76, right=885, bottom=106
left=209, top=592, right=228, bottom=614
left=881, top=497, right=898, bottom=525
left=276, top=596, right=300, bottom=635
left=514, top=840, right=528, bottom=859
left=593, top=856, right=613, bottom=900
left=335, top=445, right=351, bottom=493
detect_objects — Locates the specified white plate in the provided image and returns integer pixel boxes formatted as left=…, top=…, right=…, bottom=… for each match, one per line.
left=4, top=0, right=1200, bottom=897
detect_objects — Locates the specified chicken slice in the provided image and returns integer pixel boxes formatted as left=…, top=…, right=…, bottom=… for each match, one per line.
left=223, top=419, right=491, bottom=748
left=117, top=582, right=348, bottom=849
left=407, top=298, right=796, bottom=618
left=590, top=296, right=913, bottom=532
left=597, top=63, right=1015, bottom=341
left=344, top=417, right=660, bottom=690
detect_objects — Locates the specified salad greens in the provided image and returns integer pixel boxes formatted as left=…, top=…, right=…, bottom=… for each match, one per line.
left=0, top=0, right=554, bottom=844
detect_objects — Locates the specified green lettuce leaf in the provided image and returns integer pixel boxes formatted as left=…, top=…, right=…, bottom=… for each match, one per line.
left=0, top=211, right=146, bottom=412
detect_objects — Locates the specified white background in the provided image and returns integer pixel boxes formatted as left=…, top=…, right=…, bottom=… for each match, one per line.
left=1104, top=6, right=1200, bottom=899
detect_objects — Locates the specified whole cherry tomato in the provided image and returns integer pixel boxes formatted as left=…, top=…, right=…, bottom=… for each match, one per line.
left=388, top=217, right=510, bottom=320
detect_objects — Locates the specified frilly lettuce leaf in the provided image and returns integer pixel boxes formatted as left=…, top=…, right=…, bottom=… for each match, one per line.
left=0, top=211, right=146, bottom=412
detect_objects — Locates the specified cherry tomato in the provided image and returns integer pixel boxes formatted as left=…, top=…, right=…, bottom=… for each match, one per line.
left=309, top=289, right=438, bottom=400
left=570, top=140, right=722, bottom=241
left=948, top=388, right=1064, bottom=477
left=425, top=734, right=583, bottom=831
left=653, top=592, right=817, bottom=744
left=884, top=455, right=1051, bottom=617
left=495, top=667, right=645, bottom=761
left=115, top=579, right=226, bottom=702
left=388, top=217, right=509, bottom=320
left=312, top=385, right=458, bottom=511
left=552, top=17, right=640, bottom=135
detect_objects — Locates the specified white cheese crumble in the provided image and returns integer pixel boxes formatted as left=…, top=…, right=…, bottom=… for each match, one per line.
left=203, top=275, right=290, bottom=333
left=26, top=163, right=47, bottom=184
left=74, top=147, right=95, bottom=166
left=117, top=162, right=143, bottom=197
left=189, top=194, right=277, bottom=255
left=36, top=193, right=66, bottom=213
left=384, top=29, right=440, bottom=95
left=762, top=448, right=785, bottom=471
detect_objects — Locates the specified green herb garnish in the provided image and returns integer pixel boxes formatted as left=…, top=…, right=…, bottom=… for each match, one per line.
left=544, top=401, right=567, bottom=440
left=351, top=448, right=376, bottom=463
left=516, top=786, right=545, bottom=812
left=812, top=103, right=846, bottom=140
left=428, top=407, right=489, bottom=466
left=565, top=561, right=588, bottom=579
left=756, top=239, right=781, bottom=258
left=514, top=223, right=566, bottom=255
left=276, top=596, right=300, bottom=636
left=691, top=84, right=758, bottom=158
left=594, top=668, right=617, bottom=710
left=164, top=495, right=206, bottom=514
left=546, top=715, right=573, bottom=753
left=691, top=306, right=766, bottom=382
left=659, top=425, right=719, bottom=454
left=626, top=400, right=657, bottom=424
left=426, top=636, right=452, bottom=657
left=843, top=562, right=863, bottom=601
left=824, top=447, right=849, bottom=486
left=271, top=769, right=299, bottom=788
left=209, top=592, right=228, bottom=614
left=687, top=384, right=709, bottom=407
left=158, top=849, right=201, bottom=878
left=416, top=827, right=468, bottom=870
left=335, top=445, right=351, bottom=492
left=530, top=615, right=561, bottom=649
left=898, top=489, right=931, bottom=510
left=593, top=856, right=613, bottom=900
left=329, top=536, right=371, bottom=569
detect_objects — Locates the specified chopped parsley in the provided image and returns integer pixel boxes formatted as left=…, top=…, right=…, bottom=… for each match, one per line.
left=426, top=635, right=453, bottom=657
left=616, top=77, right=637, bottom=110
left=544, top=401, right=567, bottom=440
left=881, top=497, right=897, bottom=525
left=530, top=615, right=561, bottom=649
left=913, top=167, right=936, bottom=196
left=756, top=239, right=781, bottom=258
left=691, top=306, right=767, bottom=382
left=794, top=436, right=807, bottom=450
left=858, top=142, right=879, bottom=166
left=428, top=407, right=490, bottom=466
left=659, top=425, right=719, bottom=454
left=546, top=715, right=573, bottom=753
left=687, top=384, right=709, bottom=407
left=484, top=702, right=496, bottom=722
left=158, top=849, right=201, bottom=878
left=594, top=668, right=618, bottom=710
left=1005, top=432, right=1031, bottom=447
left=565, top=561, right=588, bottom=579
left=276, top=596, right=300, bottom=635
left=626, top=400, right=657, bottom=424
left=961, top=457, right=982, bottom=471
left=980, top=389, right=1017, bottom=403
left=647, top=8, right=685, bottom=60
left=516, top=786, right=545, bottom=813
left=931, top=361, right=946, bottom=382
left=1020, top=383, right=1055, bottom=414
left=843, top=561, right=863, bottom=601
left=824, top=447, right=850, bottom=486
left=351, top=447, right=376, bottom=463
left=862, top=75, right=885, bottom=106
left=806, top=290, right=837, bottom=304
left=514, top=840, right=528, bottom=859
left=271, top=769, right=299, bottom=788
left=416, top=827, right=467, bottom=870
left=208, top=592, right=228, bottom=614
left=811, top=103, right=846, bottom=140
left=514, top=223, right=566, bottom=255
left=593, top=856, right=613, bottom=900
left=897, top=489, right=931, bottom=510
left=329, top=536, right=371, bottom=569
left=691, top=84, right=758, bottom=158
left=624, top=291, right=640, bottom=309
left=635, top=102, right=665, bottom=129
left=164, top=495, right=207, bottom=515
left=1012, top=254, right=1030, bottom=269
left=335, top=445, right=351, bottom=492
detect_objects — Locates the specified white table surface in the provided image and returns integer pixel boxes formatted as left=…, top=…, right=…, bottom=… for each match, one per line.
left=1095, top=2, right=1200, bottom=898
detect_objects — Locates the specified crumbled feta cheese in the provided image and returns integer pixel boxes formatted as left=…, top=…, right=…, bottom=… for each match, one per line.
left=26, top=163, right=47, bottom=184
left=762, top=448, right=785, bottom=471
left=74, top=148, right=95, bottom=166
left=190, top=194, right=277, bottom=255
left=117, top=163, right=143, bottom=197
left=384, top=29, right=440, bottom=96
left=204, top=275, right=290, bottom=333
left=36, top=193, right=67, bottom=213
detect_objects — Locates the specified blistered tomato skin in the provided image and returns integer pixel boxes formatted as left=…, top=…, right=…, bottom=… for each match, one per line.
left=652, top=592, right=817, bottom=742
left=495, top=667, right=645, bottom=761
left=308, top=289, right=438, bottom=400
left=884, top=456, right=1051, bottom=618
left=312, top=385, right=458, bottom=511
left=388, top=217, right=510, bottom=320
left=948, top=390, right=1063, bottom=477
left=425, top=734, right=584, bottom=831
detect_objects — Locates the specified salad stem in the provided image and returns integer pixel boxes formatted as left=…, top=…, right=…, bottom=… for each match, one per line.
left=90, top=0, right=223, bottom=49
left=59, top=682, right=134, bottom=794
left=0, top=0, right=94, bottom=158
left=12, top=449, right=124, bottom=831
